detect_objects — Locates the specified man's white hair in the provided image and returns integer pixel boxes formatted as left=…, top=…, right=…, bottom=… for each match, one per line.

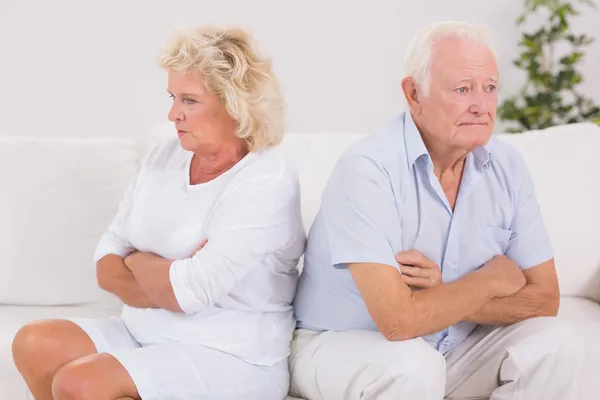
left=404, top=21, right=497, bottom=96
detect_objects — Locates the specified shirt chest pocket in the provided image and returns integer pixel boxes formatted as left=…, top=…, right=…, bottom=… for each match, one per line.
left=466, top=225, right=512, bottom=270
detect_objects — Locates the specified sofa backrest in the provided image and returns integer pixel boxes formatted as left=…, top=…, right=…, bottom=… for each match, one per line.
left=497, top=123, right=600, bottom=301
left=1, top=121, right=597, bottom=306
left=0, top=137, right=140, bottom=306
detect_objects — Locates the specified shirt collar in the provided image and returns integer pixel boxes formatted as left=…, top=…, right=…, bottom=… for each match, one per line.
left=404, top=112, right=429, bottom=169
left=403, top=112, right=492, bottom=170
left=472, top=144, right=492, bottom=170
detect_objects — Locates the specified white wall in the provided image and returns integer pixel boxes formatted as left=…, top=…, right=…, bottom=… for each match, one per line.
left=1, top=0, right=598, bottom=138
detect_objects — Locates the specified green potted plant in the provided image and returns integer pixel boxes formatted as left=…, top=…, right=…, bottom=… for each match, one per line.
left=498, top=0, right=600, bottom=133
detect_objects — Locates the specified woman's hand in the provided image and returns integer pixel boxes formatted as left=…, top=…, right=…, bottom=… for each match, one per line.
left=395, top=250, right=442, bottom=289
left=123, top=251, right=146, bottom=271
left=191, top=238, right=208, bottom=257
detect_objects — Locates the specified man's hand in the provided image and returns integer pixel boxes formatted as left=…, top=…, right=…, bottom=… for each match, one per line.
left=465, top=258, right=558, bottom=325
left=396, top=250, right=442, bottom=289
left=478, top=255, right=526, bottom=298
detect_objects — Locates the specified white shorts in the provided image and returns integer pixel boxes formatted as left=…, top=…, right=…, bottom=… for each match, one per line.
left=69, top=317, right=289, bottom=400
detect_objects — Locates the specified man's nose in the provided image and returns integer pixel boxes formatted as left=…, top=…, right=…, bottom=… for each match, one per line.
left=469, top=92, right=488, bottom=115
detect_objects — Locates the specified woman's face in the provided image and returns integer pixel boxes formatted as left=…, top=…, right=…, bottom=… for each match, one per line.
left=167, top=71, right=239, bottom=153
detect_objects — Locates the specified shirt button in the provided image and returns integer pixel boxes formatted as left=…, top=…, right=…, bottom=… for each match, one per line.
left=447, top=261, right=454, bottom=267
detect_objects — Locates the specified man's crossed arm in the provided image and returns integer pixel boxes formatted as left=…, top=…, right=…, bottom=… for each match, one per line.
left=350, top=251, right=558, bottom=341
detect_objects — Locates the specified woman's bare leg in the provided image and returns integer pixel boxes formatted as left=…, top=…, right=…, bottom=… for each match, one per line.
left=52, top=353, right=140, bottom=400
left=12, top=319, right=97, bottom=400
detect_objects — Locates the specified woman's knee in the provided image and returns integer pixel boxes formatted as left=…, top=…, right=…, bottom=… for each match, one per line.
left=51, top=358, right=97, bottom=400
left=12, top=319, right=95, bottom=374
left=12, top=320, right=54, bottom=370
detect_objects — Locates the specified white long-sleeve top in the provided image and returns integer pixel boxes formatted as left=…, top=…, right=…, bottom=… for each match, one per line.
left=94, top=138, right=306, bottom=366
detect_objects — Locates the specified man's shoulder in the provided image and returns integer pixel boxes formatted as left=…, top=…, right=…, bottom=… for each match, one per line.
left=334, top=115, right=408, bottom=177
left=486, top=135, right=529, bottom=180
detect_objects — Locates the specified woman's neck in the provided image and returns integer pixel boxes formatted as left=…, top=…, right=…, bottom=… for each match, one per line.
left=189, top=140, right=249, bottom=184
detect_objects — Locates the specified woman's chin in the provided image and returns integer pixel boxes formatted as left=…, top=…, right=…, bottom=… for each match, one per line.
left=178, top=137, right=194, bottom=152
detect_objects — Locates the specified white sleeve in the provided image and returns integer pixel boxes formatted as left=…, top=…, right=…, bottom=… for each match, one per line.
left=92, top=141, right=162, bottom=264
left=169, top=175, right=301, bottom=314
left=92, top=173, right=139, bottom=264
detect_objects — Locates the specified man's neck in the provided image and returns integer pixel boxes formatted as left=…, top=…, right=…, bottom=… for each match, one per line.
left=413, top=120, right=469, bottom=179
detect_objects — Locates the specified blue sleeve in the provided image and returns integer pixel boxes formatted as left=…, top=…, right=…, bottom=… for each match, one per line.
left=320, top=154, right=402, bottom=269
left=505, top=156, right=554, bottom=269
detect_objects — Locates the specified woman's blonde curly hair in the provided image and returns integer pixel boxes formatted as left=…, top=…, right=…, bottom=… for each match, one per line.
left=159, top=26, right=285, bottom=152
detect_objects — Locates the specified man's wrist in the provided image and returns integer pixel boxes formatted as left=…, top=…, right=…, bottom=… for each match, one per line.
left=469, top=269, right=498, bottom=299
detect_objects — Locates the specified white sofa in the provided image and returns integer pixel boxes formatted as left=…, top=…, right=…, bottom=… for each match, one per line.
left=1, top=122, right=599, bottom=399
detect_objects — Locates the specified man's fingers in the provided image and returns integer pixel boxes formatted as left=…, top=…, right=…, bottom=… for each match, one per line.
left=395, top=250, right=437, bottom=268
left=401, top=275, right=433, bottom=288
left=399, top=265, right=429, bottom=278
left=395, top=250, right=421, bottom=265
left=395, top=250, right=437, bottom=269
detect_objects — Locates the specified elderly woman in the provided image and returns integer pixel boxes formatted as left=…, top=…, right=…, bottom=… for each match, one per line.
left=12, top=26, right=305, bottom=400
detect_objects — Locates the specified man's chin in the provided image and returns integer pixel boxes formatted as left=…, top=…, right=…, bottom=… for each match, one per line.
left=458, top=127, right=492, bottom=147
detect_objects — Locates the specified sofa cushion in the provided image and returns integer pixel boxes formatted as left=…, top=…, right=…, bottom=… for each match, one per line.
left=0, top=137, right=140, bottom=306
left=557, top=296, right=600, bottom=399
left=497, top=123, right=600, bottom=301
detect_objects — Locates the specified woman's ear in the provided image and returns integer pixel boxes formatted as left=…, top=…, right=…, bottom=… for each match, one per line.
left=401, top=77, right=422, bottom=115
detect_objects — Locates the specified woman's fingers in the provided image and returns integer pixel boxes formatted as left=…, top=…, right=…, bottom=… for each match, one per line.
left=191, top=238, right=208, bottom=256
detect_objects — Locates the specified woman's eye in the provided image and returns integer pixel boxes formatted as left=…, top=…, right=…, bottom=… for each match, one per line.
left=184, top=98, right=197, bottom=104
left=487, top=85, right=497, bottom=92
left=456, top=87, right=468, bottom=93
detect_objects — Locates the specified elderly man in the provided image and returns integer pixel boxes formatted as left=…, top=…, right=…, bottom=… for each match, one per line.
left=290, top=21, right=583, bottom=400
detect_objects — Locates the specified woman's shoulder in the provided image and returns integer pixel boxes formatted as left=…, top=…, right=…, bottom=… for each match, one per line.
left=226, top=147, right=300, bottom=199
left=239, top=147, right=296, bottom=180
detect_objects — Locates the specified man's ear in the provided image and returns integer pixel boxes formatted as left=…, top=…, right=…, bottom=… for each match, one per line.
left=401, top=77, right=422, bottom=115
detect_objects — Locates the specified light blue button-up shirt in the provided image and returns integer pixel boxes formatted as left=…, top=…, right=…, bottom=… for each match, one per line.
left=293, top=112, right=554, bottom=353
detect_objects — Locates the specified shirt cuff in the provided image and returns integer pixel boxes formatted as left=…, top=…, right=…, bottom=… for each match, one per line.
left=169, top=259, right=201, bottom=314
left=331, top=251, right=399, bottom=271
left=507, top=236, right=554, bottom=270
left=93, top=240, right=131, bottom=264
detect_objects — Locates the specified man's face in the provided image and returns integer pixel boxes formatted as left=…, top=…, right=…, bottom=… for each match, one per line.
left=418, top=37, right=499, bottom=151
